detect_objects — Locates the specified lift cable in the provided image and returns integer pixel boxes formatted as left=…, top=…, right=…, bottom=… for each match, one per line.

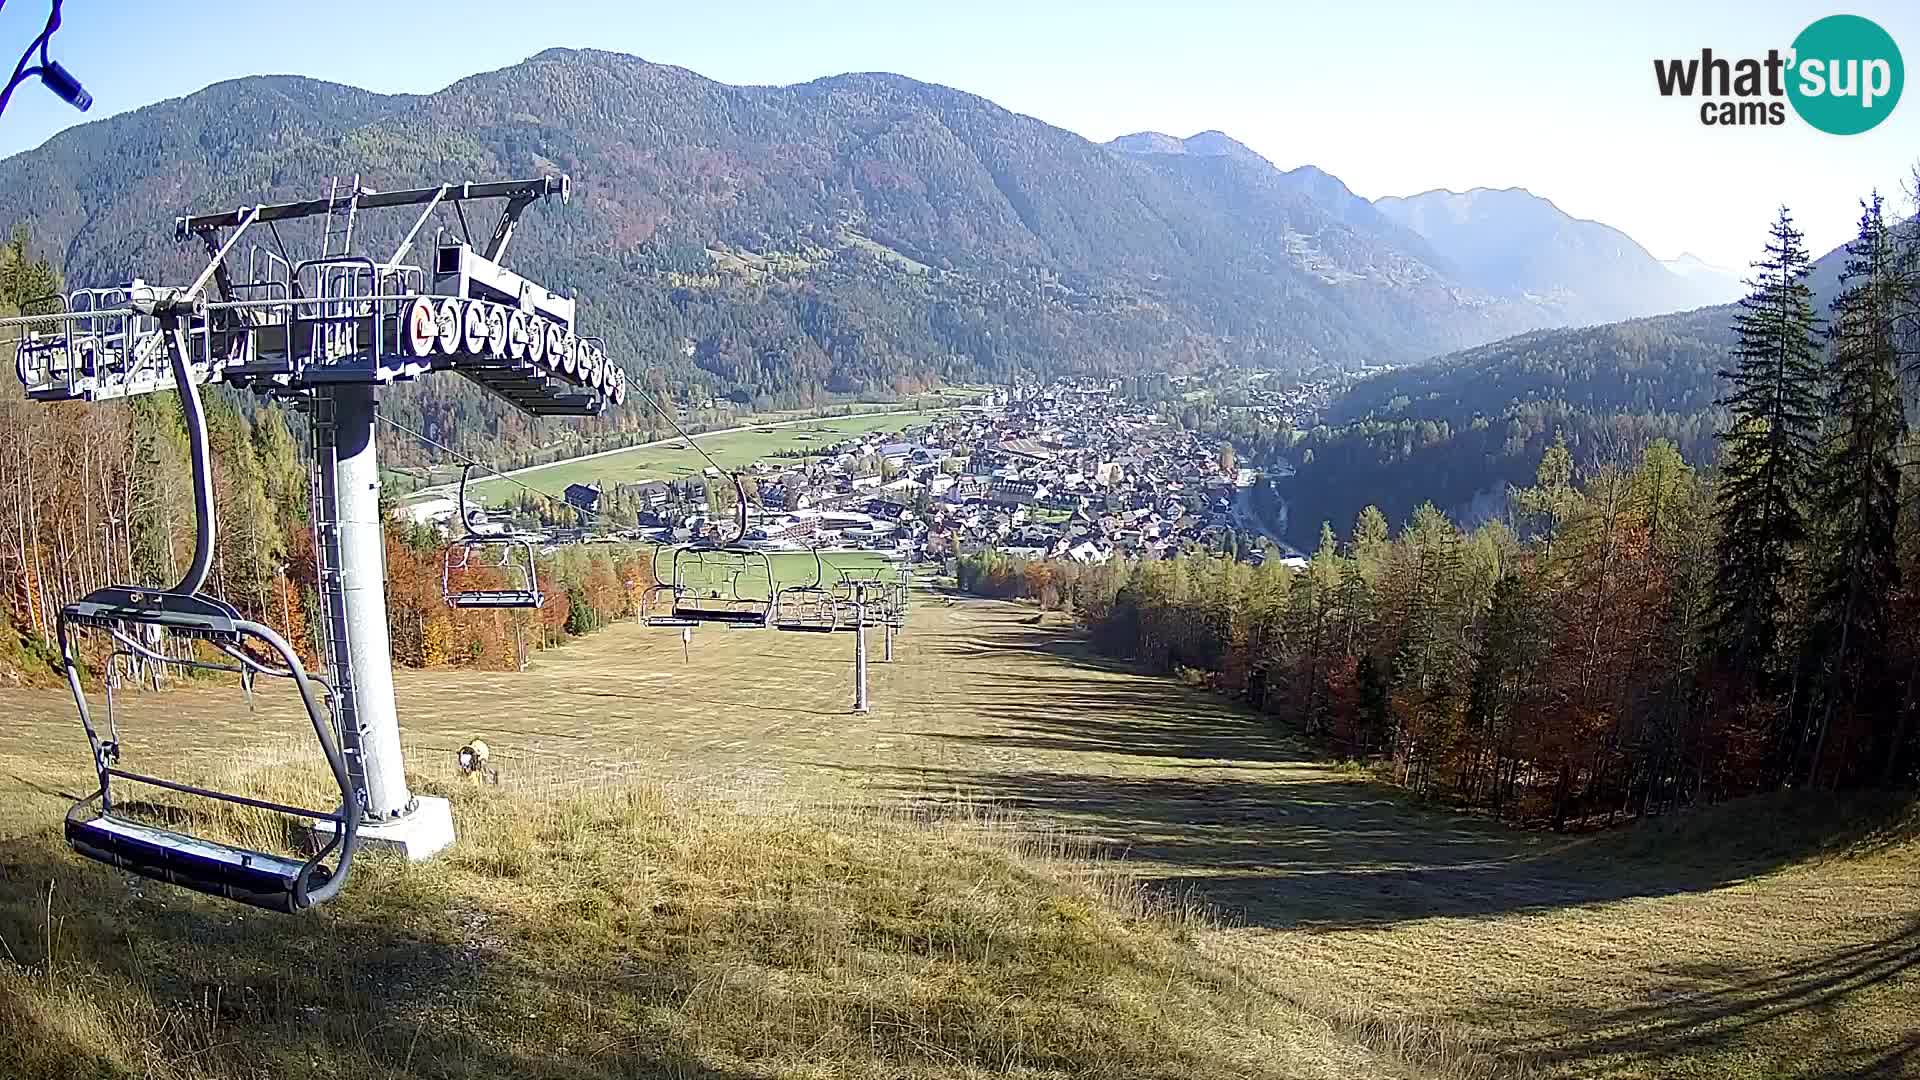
left=373, top=410, right=609, bottom=528
left=625, top=381, right=765, bottom=546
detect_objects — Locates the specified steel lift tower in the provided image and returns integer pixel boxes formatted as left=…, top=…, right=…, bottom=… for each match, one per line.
left=7, top=175, right=623, bottom=890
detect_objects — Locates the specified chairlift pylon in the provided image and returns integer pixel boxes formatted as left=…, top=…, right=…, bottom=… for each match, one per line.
left=441, top=464, right=544, bottom=609
left=58, top=320, right=360, bottom=913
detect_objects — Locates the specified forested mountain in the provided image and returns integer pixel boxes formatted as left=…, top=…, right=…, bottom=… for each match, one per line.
left=1272, top=231, right=1880, bottom=548
left=1277, top=305, right=1736, bottom=547
left=1374, top=187, right=1731, bottom=324
left=4, top=50, right=1694, bottom=459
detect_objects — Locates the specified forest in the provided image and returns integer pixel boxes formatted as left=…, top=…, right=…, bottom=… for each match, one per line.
left=1274, top=305, right=1738, bottom=549
left=960, top=201, right=1920, bottom=826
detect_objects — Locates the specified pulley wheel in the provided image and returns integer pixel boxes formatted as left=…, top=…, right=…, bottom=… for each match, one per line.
left=462, top=300, right=490, bottom=355
left=549, top=320, right=568, bottom=376
left=435, top=297, right=462, bottom=355
left=484, top=304, right=508, bottom=358
left=583, top=343, right=603, bottom=390
left=506, top=310, right=530, bottom=360
left=405, top=297, right=438, bottom=358
left=527, top=316, right=547, bottom=365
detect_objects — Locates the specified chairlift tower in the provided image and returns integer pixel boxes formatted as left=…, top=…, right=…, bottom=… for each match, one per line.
left=851, top=582, right=870, bottom=714
left=8, top=175, right=624, bottom=868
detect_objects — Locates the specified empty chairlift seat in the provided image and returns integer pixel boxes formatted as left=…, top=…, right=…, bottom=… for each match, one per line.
left=774, top=585, right=841, bottom=633
left=440, top=464, right=544, bottom=609
left=59, top=586, right=359, bottom=914
left=773, top=548, right=841, bottom=633
left=442, top=536, right=544, bottom=608
left=643, top=546, right=774, bottom=629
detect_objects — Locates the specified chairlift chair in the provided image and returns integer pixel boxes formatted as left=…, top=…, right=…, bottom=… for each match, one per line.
left=441, top=464, right=543, bottom=609
left=56, top=338, right=359, bottom=913
left=773, top=548, right=842, bottom=633
left=643, top=545, right=774, bottom=629
left=61, top=589, right=359, bottom=913
left=826, top=568, right=895, bottom=631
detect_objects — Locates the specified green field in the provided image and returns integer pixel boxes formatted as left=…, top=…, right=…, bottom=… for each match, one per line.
left=457, top=409, right=949, bottom=506
left=645, top=547, right=902, bottom=599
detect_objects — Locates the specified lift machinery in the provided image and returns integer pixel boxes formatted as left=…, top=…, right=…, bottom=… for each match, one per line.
left=5, top=174, right=620, bottom=908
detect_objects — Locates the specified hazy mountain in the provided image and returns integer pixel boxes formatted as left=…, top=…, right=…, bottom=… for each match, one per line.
left=1374, top=187, right=1725, bottom=325
left=1662, top=252, right=1747, bottom=304
left=1107, top=131, right=1425, bottom=236
left=1277, top=230, right=1876, bottom=543
left=0, top=52, right=1722, bottom=449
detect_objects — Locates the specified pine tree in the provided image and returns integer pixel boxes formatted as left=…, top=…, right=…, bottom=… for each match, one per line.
left=1709, top=208, right=1824, bottom=691
left=1464, top=573, right=1543, bottom=812
left=0, top=225, right=60, bottom=314
left=1512, top=431, right=1578, bottom=554
left=1799, top=194, right=1908, bottom=787
left=1287, top=523, right=1343, bottom=732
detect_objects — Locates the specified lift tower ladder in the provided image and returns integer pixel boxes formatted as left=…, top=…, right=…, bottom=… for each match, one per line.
left=6, top=173, right=625, bottom=874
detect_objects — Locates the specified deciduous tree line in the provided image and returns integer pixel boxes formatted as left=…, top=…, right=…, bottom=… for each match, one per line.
left=957, top=200, right=1920, bottom=827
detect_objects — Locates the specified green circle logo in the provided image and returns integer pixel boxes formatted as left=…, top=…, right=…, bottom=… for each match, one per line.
left=1787, top=15, right=1903, bottom=135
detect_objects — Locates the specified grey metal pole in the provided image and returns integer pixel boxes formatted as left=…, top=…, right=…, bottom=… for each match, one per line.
left=883, top=619, right=894, bottom=663
left=853, top=585, right=870, bottom=714
left=315, top=384, right=413, bottom=822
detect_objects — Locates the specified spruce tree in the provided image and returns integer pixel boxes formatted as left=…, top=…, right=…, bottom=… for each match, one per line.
left=1800, top=193, right=1908, bottom=786
left=1709, top=208, right=1823, bottom=689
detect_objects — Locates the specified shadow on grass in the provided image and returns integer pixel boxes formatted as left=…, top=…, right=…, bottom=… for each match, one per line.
left=0, top=836, right=752, bottom=1080
left=864, top=617, right=1920, bottom=934
left=868, top=761, right=1919, bottom=934
left=554, top=686, right=847, bottom=718
left=1448, top=916, right=1920, bottom=1078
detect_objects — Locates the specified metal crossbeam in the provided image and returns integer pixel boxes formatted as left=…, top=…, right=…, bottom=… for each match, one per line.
left=176, top=176, right=568, bottom=236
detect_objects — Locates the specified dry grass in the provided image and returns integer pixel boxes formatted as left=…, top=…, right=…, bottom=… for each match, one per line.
left=0, top=763, right=1514, bottom=1080
left=0, top=595, right=1915, bottom=1078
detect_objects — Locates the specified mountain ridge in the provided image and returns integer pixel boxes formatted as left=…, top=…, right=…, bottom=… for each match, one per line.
left=0, top=48, right=1722, bottom=454
left=1372, top=185, right=1731, bottom=324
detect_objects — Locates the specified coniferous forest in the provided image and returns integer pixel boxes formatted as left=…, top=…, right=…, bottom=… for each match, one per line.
left=961, top=200, right=1920, bottom=826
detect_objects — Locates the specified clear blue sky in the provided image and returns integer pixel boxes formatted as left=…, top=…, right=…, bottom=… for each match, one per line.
left=2, top=0, right=1915, bottom=267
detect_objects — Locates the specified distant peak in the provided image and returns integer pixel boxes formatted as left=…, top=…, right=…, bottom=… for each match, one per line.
left=1180, top=130, right=1253, bottom=154
left=1107, top=129, right=1273, bottom=168
left=1106, top=131, right=1190, bottom=155
left=1382, top=185, right=1543, bottom=204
